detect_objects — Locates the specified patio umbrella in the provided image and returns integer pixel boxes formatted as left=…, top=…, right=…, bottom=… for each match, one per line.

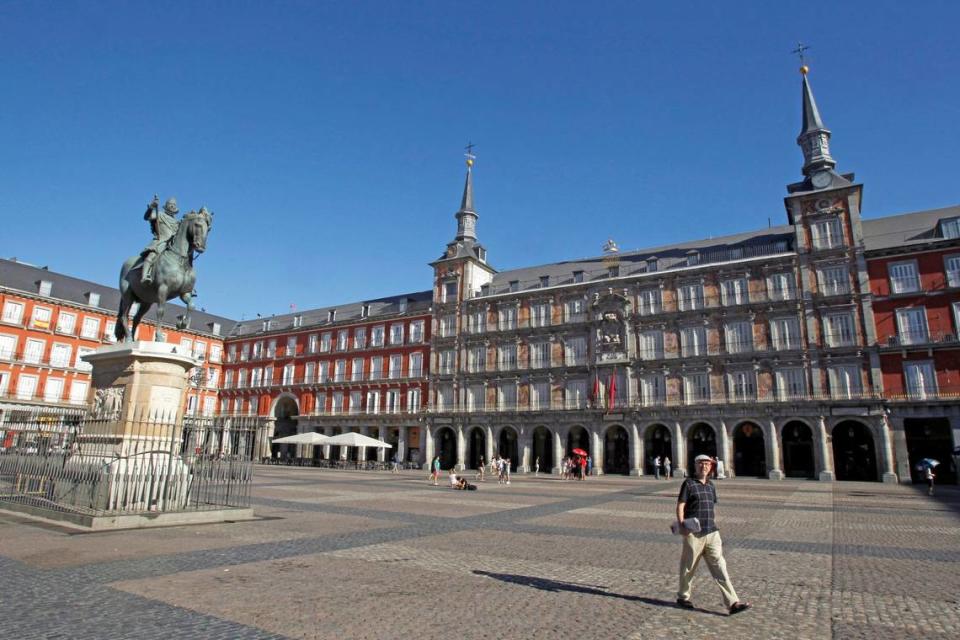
left=571, top=448, right=588, bottom=457
left=272, top=432, right=331, bottom=445
left=917, top=458, right=940, bottom=469
left=323, top=432, right=393, bottom=449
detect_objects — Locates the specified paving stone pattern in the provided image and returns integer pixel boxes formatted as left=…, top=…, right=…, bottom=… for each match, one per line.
left=1, top=468, right=958, bottom=639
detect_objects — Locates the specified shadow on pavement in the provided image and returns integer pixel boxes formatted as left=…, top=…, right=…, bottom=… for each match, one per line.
left=904, top=482, right=960, bottom=517
left=472, top=570, right=726, bottom=617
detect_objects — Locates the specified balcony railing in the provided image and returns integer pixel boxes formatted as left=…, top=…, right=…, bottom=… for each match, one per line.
left=881, top=331, right=956, bottom=348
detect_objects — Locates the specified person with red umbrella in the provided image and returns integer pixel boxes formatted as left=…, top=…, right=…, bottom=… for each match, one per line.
left=572, top=448, right=588, bottom=480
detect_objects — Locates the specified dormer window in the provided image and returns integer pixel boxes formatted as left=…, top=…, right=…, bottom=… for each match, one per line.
left=477, top=247, right=486, bottom=263
left=398, top=299, right=407, bottom=313
left=328, top=309, right=336, bottom=323
left=210, top=322, right=221, bottom=336
left=573, top=270, right=584, bottom=283
left=940, top=217, right=960, bottom=239
left=86, top=292, right=100, bottom=307
left=686, top=251, right=699, bottom=267
left=293, top=315, right=303, bottom=328
left=540, top=275, right=550, bottom=288
left=481, top=284, right=490, bottom=296
left=38, top=280, right=52, bottom=297
left=361, top=304, right=370, bottom=318
left=608, top=266, right=619, bottom=278
left=646, top=257, right=658, bottom=272
left=509, top=280, right=519, bottom=292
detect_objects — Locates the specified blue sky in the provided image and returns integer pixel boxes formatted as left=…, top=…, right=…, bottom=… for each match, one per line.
left=1, top=1, right=958, bottom=320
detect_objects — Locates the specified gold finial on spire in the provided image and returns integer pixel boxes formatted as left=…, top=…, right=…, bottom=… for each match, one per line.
left=792, top=42, right=810, bottom=75
left=464, top=141, right=476, bottom=168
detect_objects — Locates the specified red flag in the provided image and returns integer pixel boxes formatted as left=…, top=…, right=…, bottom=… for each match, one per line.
left=592, top=372, right=601, bottom=407
left=608, top=369, right=617, bottom=409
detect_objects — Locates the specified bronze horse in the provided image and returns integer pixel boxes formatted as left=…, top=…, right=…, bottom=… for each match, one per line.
left=115, top=208, right=213, bottom=342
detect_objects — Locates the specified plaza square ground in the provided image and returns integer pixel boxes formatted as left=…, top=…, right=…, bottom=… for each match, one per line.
left=1, top=469, right=958, bottom=640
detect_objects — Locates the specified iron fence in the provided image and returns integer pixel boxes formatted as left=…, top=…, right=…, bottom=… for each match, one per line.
left=0, top=409, right=258, bottom=517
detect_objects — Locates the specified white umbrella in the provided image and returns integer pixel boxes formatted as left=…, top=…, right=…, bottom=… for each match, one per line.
left=272, top=432, right=331, bottom=445
left=323, top=432, right=392, bottom=449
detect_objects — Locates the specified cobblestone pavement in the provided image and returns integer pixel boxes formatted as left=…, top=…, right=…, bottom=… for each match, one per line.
left=1, top=468, right=958, bottom=639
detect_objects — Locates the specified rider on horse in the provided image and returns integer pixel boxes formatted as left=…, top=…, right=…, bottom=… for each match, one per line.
left=141, top=195, right=180, bottom=286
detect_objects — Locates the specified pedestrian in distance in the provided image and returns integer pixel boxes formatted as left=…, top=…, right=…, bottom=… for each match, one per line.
left=654, top=455, right=661, bottom=480
left=664, top=456, right=672, bottom=479
left=675, top=454, right=751, bottom=616
left=534, top=456, right=540, bottom=476
left=477, top=456, right=485, bottom=482
left=430, top=456, right=441, bottom=486
left=587, top=455, right=593, bottom=477
left=391, top=453, right=399, bottom=474
left=926, top=466, right=936, bottom=496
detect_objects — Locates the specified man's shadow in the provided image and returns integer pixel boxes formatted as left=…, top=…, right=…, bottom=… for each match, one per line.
left=472, top=570, right=726, bottom=617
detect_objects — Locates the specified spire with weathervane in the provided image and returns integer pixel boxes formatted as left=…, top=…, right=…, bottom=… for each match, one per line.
left=454, top=143, right=479, bottom=242
left=793, top=43, right=842, bottom=190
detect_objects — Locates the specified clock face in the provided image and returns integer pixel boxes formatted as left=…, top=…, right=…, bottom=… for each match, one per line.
left=811, top=171, right=831, bottom=189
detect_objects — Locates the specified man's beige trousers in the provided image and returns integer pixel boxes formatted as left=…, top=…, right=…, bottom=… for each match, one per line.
left=677, top=531, right=740, bottom=608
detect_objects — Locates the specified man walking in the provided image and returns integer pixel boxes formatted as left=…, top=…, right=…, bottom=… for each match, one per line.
left=676, top=454, right=751, bottom=616
left=654, top=455, right=661, bottom=480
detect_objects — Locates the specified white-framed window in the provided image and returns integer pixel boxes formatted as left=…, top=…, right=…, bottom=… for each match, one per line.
left=442, top=280, right=458, bottom=303
left=389, top=354, right=402, bottom=379
left=44, top=377, right=64, bottom=402
left=210, top=344, right=222, bottom=363
left=811, top=217, right=843, bottom=250
left=677, top=282, right=704, bottom=311
left=953, top=302, right=960, bottom=338
left=390, top=323, right=404, bottom=345
left=69, top=380, right=88, bottom=405
left=313, top=391, right=326, bottom=414
left=366, top=390, right=381, bottom=414
left=775, top=368, right=807, bottom=400
left=370, top=325, right=385, bottom=347
left=220, top=398, right=229, bottom=414
left=24, top=338, right=44, bottom=364
left=770, top=316, right=802, bottom=350
left=896, top=307, right=929, bottom=345
left=905, top=360, right=937, bottom=399
left=888, top=260, right=920, bottom=294
left=0, top=334, right=16, bottom=360
left=385, top=389, right=401, bottom=413
left=237, top=369, right=248, bottom=388
left=530, top=342, right=551, bottom=369
left=76, top=346, right=95, bottom=371
left=767, top=272, right=796, bottom=301
left=468, top=345, right=486, bottom=373
left=179, top=337, right=192, bottom=354
left=530, top=381, right=550, bottom=410
left=406, top=387, right=421, bottom=412
left=353, top=327, right=366, bottom=349
left=207, top=368, right=218, bottom=387
left=564, top=298, right=585, bottom=323
left=331, top=392, right=344, bottom=413
left=727, top=370, right=756, bottom=402
left=638, top=330, right=664, bottom=360
left=104, top=320, right=117, bottom=343
left=80, top=316, right=100, bottom=339
left=0, top=371, right=8, bottom=397
left=945, top=255, right=960, bottom=288
left=681, top=326, right=707, bottom=357
left=50, top=343, right=71, bottom=368
left=227, top=344, right=237, bottom=363
left=941, top=217, right=960, bottom=239
left=498, top=343, right=517, bottom=371
left=250, top=368, right=262, bottom=387
left=438, top=349, right=455, bottom=375
left=304, top=361, right=316, bottom=383
left=349, top=391, right=362, bottom=414
left=818, top=266, right=849, bottom=297
left=436, top=385, right=454, bottom=411
left=224, top=370, right=234, bottom=389
left=683, top=373, right=710, bottom=404
left=194, top=341, right=207, bottom=360
left=1, top=300, right=24, bottom=324
left=409, top=352, right=423, bottom=377
left=410, top=320, right=425, bottom=342
left=498, top=382, right=517, bottom=410
left=308, top=333, right=319, bottom=353
left=233, top=397, right=242, bottom=414
left=721, top=278, right=749, bottom=306
left=565, top=379, right=588, bottom=409
left=564, top=336, right=587, bottom=366
left=321, top=332, right=332, bottom=352
left=640, top=374, right=666, bottom=407
left=367, top=355, right=382, bottom=380
left=498, top=306, right=518, bottom=331
left=334, top=359, right=346, bottom=381
left=202, top=396, right=216, bottom=416
left=336, top=330, right=348, bottom=351
left=240, top=343, right=250, bottom=361
left=638, top=288, right=662, bottom=316
left=56, top=311, right=77, bottom=335
left=317, top=361, right=329, bottom=383
left=468, top=309, right=486, bottom=334
left=264, top=366, right=274, bottom=385
left=828, top=365, right=862, bottom=399
left=252, top=341, right=263, bottom=359
left=31, top=306, right=52, bottom=329
left=824, top=312, right=856, bottom=347
left=286, top=336, right=297, bottom=355
left=530, top=302, right=551, bottom=328
left=283, top=363, right=295, bottom=385
left=16, top=373, right=38, bottom=400
left=352, top=357, right=365, bottom=381
left=467, top=384, right=485, bottom=411
left=725, top=320, right=753, bottom=354
left=439, top=314, right=456, bottom=338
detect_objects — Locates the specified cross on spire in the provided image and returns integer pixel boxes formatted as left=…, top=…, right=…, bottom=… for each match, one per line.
left=792, top=42, right=810, bottom=69
left=464, top=141, right=476, bottom=167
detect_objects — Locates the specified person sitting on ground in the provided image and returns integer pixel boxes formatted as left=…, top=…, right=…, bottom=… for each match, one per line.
left=448, top=468, right=468, bottom=490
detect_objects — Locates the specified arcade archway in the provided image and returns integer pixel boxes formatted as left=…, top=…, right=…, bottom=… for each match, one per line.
left=687, top=422, right=717, bottom=476
left=435, top=426, right=457, bottom=470
left=498, top=427, right=519, bottom=472
left=603, top=425, right=630, bottom=475
left=468, top=427, right=486, bottom=469
left=733, top=422, right=766, bottom=478
left=567, top=425, right=590, bottom=456
left=532, top=426, right=554, bottom=473
left=644, top=424, right=671, bottom=475
left=271, top=396, right=299, bottom=461
left=905, top=418, right=956, bottom=484
left=832, top=420, right=877, bottom=482
left=782, top=421, right=815, bottom=479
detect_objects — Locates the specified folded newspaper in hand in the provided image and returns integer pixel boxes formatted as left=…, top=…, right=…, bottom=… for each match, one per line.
left=670, top=517, right=702, bottom=535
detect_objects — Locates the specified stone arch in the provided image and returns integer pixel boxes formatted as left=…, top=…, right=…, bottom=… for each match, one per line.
left=643, top=423, right=672, bottom=475
left=531, top=425, right=554, bottom=474
left=732, top=420, right=766, bottom=478
left=270, top=395, right=300, bottom=461
left=686, top=422, right=718, bottom=477
left=467, top=426, right=487, bottom=469
left=497, top=425, right=519, bottom=472
left=781, top=419, right=816, bottom=479
left=270, top=392, right=300, bottom=418
left=434, top=426, right=458, bottom=471
left=567, top=424, right=590, bottom=456
left=603, top=424, right=630, bottom=475
left=832, top=420, right=878, bottom=482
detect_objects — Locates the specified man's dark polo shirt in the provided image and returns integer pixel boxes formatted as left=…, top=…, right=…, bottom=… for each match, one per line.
left=677, top=478, right=718, bottom=535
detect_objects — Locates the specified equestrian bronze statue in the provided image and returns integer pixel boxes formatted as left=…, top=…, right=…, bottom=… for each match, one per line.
left=115, top=195, right=213, bottom=342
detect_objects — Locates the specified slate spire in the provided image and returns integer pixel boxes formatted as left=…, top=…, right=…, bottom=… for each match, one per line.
left=454, top=148, right=478, bottom=242
left=796, top=66, right=836, bottom=177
